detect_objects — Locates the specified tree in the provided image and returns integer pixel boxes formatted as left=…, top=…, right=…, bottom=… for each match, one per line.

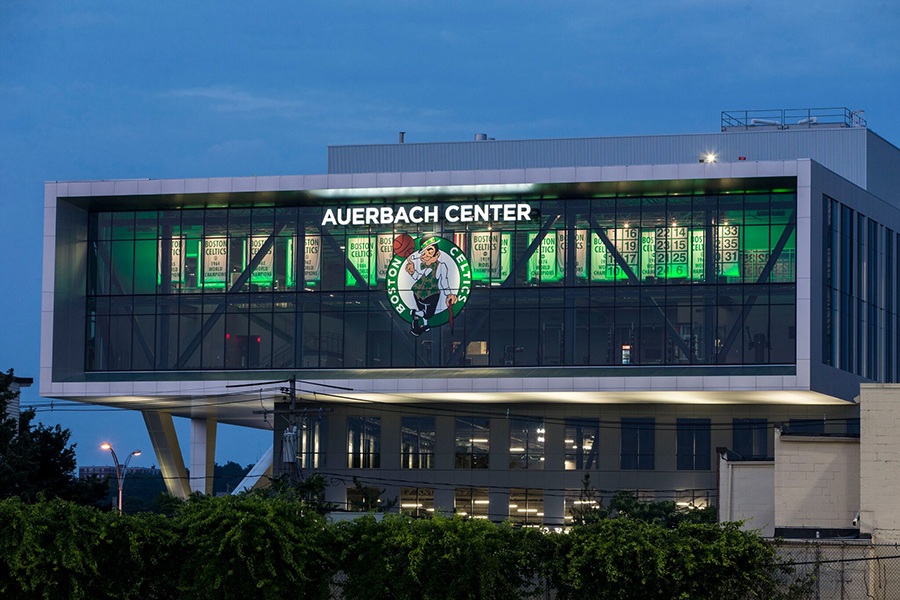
left=552, top=519, right=810, bottom=600
left=212, top=460, right=252, bottom=495
left=566, top=475, right=717, bottom=527
left=0, top=369, right=107, bottom=505
left=334, top=513, right=544, bottom=600
left=172, top=494, right=334, bottom=599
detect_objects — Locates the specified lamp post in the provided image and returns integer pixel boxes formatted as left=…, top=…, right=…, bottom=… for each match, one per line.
left=100, top=442, right=141, bottom=514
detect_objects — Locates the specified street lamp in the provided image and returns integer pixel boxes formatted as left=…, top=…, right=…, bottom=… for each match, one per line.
left=100, top=442, right=141, bottom=514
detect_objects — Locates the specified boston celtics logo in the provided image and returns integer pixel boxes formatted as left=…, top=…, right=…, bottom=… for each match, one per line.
left=386, top=234, right=472, bottom=336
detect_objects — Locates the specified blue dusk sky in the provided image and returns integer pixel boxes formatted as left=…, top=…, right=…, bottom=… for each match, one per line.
left=1, top=1, right=898, bottom=469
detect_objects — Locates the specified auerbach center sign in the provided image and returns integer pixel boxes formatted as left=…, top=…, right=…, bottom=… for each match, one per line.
left=321, top=203, right=534, bottom=227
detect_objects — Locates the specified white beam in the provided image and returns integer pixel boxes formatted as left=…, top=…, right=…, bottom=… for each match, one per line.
left=190, top=418, right=217, bottom=494
left=142, top=411, right=190, bottom=499
left=232, top=446, right=273, bottom=494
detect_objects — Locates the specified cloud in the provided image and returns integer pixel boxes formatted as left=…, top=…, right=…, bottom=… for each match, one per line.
left=161, top=86, right=307, bottom=116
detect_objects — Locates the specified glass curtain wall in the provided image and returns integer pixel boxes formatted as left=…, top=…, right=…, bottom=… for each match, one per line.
left=85, top=190, right=797, bottom=372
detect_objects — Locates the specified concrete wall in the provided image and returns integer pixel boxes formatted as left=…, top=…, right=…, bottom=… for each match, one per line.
left=774, top=429, right=859, bottom=530
left=717, top=455, right=774, bottom=536
left=860, top=384, right=900, bottom=543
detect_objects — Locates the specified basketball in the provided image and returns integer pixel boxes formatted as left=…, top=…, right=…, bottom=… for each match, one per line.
left=393, top=233, right=415, bottom=258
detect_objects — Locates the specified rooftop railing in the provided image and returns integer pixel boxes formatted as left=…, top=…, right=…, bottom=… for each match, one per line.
left=721, top=107, right=866, bottom=131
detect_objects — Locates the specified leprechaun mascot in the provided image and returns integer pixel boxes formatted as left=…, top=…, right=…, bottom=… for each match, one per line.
left=404, top=236, right=459, bottom=336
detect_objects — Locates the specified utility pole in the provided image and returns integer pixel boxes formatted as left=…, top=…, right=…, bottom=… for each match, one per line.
left=280, top=375, right=298, bottom=478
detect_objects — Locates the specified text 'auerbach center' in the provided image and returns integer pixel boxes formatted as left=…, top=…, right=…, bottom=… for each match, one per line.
left=42, top=108, right=899, bottom=525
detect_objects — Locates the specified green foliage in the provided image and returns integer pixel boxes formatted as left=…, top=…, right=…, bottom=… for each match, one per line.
left=212, top=460, right=253, bottom=495
left=0, top=497, right=105, bottom=598
left=553, top=519, right=809, bottom=600
left=568, top=476, right=717, bottom=527
left=171, top=493, right=334, bottom=599
left=258, top=473, right=337, bottom=514
left=0, top=369, right=108, bottom=506
left=607, top=490, right=717, bottom=527
left=346, top=476, right=396, bottom=512
left=0, top=497, right=174, bottom=599
left=335, top=513, right=543, bottom=600
left=0, top=493, right=809, bottom=600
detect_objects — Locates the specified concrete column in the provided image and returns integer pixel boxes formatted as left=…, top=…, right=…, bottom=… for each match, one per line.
left=490, top=416, right=510, bottom=472
left=544, top=419, right=565, bottom=471
left=435, top=415, right=455, bottom=470
left=381, top=412, right=401, bottom=470
left=190, top=417, right=217, bottom=494
left=142, top=411, right=190, bottom=499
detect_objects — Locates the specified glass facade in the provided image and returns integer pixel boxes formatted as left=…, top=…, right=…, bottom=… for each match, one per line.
left=455, top=417, right=490, bottom=469
left=564, top=419, right=599, bottom=470
left=84, top=189, right=797, bottom=372
left=400, top=416, right=435, bottom=469
left=823, top=195, right=900, bottom=381
left=621, top=417, right=655, bottom=470
left=400, top=487, right=434, bottom=517
left=455, top=487, right=490, bottom=518
left=732, top=418, right=768, bottom=459
left=509, top=418, right=545, bottom=470
left=675, top=418, right=712, bottom=470
left=347, top=416, right=380, bottom=468
left=509, top=488, right=544, bottom=524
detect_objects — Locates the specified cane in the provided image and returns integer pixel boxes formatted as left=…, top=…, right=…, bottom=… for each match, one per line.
left=448, top=298, right=455, bottom=334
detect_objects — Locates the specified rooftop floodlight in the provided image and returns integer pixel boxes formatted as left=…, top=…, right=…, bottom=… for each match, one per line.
left=703, top=152, right=718, bottom=163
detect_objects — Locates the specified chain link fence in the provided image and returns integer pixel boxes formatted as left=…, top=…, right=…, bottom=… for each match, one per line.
left=774, top=541, right=900, bottom=600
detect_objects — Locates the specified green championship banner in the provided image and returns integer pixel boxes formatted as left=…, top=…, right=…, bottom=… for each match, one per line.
left=527, top=232, right=562, bottom=282
left=249, top=236, right=275, bottom=286
left=471, top=231, right=511, bottom=282
left=158, top=237, right=185, bottom=285
left=302, top=235, right=320, bottom=286
left=345, top=236, right=377, bottom=286
left=202, top=236, right=230, bottom=288
left=375, top=234, right=395, bottom=281
left=557, top=229, right=588, bottom=279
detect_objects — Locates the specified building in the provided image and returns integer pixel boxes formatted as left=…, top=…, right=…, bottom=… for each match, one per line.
left=719, top=383, right=900, bottom=544
left=78, top=465, right=160, bottom=479
left=41, top=108, right=900, bottom=525
left=3, top=375, right=32, bottom=425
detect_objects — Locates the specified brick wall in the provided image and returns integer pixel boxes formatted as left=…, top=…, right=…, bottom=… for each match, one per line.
left=860, top=385, right=900, bottom=542
left=774, top=429, right=859, bottom=529
left=718, top=455, right=774, bottom=536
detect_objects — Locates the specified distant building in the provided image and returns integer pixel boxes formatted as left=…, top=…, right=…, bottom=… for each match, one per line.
left=41, top=108, right=900, bottom=524
left=3, top=375, right=32, bottom=425
left=78, top=465, right=160, bottom=480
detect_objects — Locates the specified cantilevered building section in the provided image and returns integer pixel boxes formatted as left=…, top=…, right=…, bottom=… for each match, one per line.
left=42, top=108, right=900, bottom=525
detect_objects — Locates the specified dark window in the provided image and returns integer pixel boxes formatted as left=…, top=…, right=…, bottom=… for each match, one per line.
left=509, top=418, right=544, bottom=470
left=565, top=419, right=599, bottom=470
left=733, top=418, right=768, bottom=459
left=400, top=487, right=434, bottom=517
left=788, top=418, right=825, bottom=435
left=401, top=417, right=435, bottom=469
left=677, top=418, right=711, bottom=470
left=509, top=488, right=543, bottom=525
left=621, top=418, right=655, bottom=470
left=455, top=417, right=489, bottom=469
left=347, top=416, right=380, bottom=468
